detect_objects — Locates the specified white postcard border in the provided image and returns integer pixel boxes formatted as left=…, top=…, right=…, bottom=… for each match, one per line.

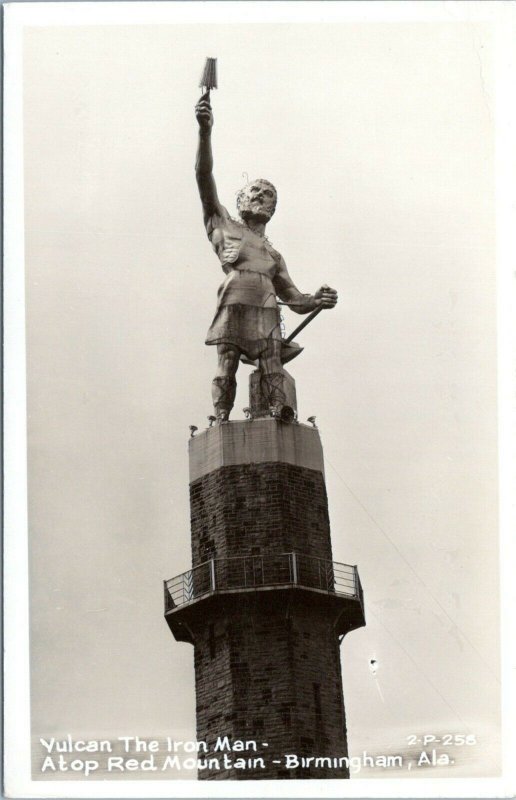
left=4, top=2, right=516, bottom=798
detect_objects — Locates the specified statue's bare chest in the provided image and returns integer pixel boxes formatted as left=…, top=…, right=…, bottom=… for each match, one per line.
left=210, top=224, right=280, bottom=275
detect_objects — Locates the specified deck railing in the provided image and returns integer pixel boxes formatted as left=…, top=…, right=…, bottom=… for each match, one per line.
left=164, top=553, right=361, bottom=612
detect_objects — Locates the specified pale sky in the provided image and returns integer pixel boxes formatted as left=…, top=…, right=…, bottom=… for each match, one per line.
left=22, top=12, right=500, bottom=780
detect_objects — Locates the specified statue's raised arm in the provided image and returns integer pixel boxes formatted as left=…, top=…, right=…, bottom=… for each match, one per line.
left=195, top=92, right=224, bottom=225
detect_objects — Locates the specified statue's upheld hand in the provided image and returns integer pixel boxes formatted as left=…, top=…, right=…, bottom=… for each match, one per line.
left=314, top=285, right=338, bottom=309
left=195, top=92, right=213, bottom=132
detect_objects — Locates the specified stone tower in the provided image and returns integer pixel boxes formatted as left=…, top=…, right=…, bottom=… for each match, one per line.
left=164, top=372, right=365, bottom=780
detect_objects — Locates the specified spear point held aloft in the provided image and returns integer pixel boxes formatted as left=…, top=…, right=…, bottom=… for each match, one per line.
left=199, top=57, right=217, bottom=95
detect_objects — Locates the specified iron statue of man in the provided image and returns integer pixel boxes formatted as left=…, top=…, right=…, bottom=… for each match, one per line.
left=195, top=91, right=338, bottom=422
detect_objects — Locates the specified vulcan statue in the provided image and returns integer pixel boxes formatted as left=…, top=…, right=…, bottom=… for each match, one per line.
left=195, top=90, right=338, bottom=423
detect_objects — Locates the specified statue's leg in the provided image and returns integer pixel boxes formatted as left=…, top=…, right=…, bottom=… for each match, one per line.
left=258, top=340, right=285, bottom=418
left=212, top=344, right=239, bottom=422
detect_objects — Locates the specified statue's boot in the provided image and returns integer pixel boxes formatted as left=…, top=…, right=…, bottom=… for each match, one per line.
left=260, top=372, right=287, bottom=418
left=212, top=376, right=236, bottom=423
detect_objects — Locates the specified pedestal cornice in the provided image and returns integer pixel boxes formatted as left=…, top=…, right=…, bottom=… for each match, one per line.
left=188, top=418, right=325, bottom=483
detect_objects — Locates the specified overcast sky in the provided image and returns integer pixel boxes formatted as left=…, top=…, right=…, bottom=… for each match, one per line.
left=21, top=9, right=500, bottom=781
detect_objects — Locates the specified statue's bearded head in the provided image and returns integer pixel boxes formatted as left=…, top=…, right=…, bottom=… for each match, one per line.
left=237, top=179, right=277, bottom=222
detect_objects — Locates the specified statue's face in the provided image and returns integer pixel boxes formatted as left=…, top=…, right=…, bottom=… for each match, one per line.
left=237, top=180, right=277, bottom=222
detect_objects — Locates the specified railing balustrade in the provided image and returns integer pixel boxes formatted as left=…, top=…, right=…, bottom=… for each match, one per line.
left=164, top=553, right=361, bottom=613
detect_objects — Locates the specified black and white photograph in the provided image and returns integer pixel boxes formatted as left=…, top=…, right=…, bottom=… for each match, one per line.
left=4, top=1, right=515, bottom=797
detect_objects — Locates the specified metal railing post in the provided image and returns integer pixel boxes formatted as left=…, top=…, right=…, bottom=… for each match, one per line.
left=210, top=559, right=216, bottom=591
left=291, top=552, right=298, bottom=585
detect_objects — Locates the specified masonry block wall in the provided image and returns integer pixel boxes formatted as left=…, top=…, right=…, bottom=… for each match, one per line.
left=189, top=462, right=333, bottom=566
left=190, top=597, right=349, bottom=779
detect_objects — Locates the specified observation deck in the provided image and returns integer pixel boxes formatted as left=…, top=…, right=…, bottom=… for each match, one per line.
left=164, top=552, right=365, bottom=644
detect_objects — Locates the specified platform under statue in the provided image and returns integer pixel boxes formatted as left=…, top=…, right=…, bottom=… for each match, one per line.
left=195, top=88, right=337, bottom=423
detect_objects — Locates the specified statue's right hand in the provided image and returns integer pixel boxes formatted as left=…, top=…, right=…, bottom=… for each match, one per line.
left=195, top=92, right=213, bottom=131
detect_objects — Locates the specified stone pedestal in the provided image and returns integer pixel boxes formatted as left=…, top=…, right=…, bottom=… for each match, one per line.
left=164, top=419, right=365, bottom=780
